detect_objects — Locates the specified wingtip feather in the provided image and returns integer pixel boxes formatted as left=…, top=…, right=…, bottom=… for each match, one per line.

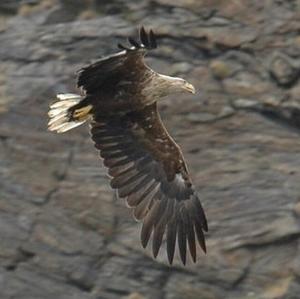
left=139, top=26, right=149, bottom=47
left=149, top=30, right=157, bottom=49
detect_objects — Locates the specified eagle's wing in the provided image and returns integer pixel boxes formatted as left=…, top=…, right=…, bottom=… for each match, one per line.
left=77, top=27, right=157, bottom=94
left=90, top=103, right=207, bottom=265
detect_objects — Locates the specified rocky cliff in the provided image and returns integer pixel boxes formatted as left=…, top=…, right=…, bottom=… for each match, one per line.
left=1, top=1, right=300, bottom=298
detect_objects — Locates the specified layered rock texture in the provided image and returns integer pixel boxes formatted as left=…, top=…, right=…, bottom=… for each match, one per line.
left=1, top=1, right=300, bottom=298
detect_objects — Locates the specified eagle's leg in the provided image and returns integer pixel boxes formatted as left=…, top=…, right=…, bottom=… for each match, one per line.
left=73, top=105, right=93, bottom=121
left=48, top=94, right=92, bottom=133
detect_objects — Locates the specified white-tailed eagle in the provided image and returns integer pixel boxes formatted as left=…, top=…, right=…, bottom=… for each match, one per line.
left=48, top=27, right=207, bottom=265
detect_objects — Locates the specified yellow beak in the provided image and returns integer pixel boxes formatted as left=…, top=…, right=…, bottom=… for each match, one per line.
left=184, top=82, right=196, bottom=94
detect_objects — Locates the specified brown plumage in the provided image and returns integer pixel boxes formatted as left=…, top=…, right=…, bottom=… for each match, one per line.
left=48, top=27, right=207, bottom=265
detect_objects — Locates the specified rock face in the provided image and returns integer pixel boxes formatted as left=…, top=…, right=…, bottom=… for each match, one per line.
left=1, top=1, right=300, bottom=298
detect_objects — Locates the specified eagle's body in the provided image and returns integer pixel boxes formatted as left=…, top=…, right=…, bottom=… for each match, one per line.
left=48, top=28, right=207, bottom=265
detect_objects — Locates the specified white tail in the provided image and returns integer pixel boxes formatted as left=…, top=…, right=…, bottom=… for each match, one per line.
left=48, top=93, right=91, bottom=133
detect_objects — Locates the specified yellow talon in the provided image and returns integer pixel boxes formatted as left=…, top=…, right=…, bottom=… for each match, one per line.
left=73, top=105, right=93, bottom=120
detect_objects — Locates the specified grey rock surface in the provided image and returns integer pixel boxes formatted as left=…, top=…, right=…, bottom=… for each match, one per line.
left=1, top=0, right=300, bottom=298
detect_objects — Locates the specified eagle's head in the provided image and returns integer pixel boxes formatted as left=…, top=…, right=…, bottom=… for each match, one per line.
left=155, top=74, right=196, bottom=97
left=171, top=77, right=196, bottom=94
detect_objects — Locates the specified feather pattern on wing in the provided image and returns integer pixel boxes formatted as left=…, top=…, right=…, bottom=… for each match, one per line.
left=90, top=103, right=207, bottom=264
left=77, top=26, right=157, bottom=95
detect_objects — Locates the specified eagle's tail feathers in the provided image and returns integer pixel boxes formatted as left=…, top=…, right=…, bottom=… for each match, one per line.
left=48, top=94, right=92, bottom=133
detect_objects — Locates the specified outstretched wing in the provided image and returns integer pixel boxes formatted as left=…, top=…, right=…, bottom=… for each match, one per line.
left=90, top=103, right=207, bottom=265
left=77, top=27, right=157, bottom=94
